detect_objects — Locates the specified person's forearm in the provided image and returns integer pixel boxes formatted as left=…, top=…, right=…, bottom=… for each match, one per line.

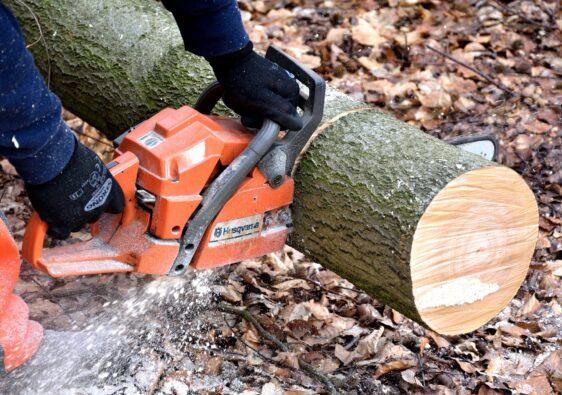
left=161, top=0, right=249, bottom=57
left=0, top=2, right=74, bottom=184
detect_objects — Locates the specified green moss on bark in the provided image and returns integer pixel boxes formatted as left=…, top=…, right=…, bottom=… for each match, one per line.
left=6, top=0, right=215, bottom=135
left=291, top=92, right=489, bottom=319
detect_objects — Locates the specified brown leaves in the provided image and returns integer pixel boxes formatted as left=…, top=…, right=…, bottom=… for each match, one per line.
left=517, top=293, right=541, bottom=317
left=335, top=327, right=385, bottom=366
left=4, top=1, right=560, bottom=393
left=372, top=343, right=418, bottom=378
left=351, top=20, right=385, bottom=48
left=206, top=214, right=561, bottom=393
left=416, top=81, right=452, bottom=109
left=524, top=119, right=553, bottom=135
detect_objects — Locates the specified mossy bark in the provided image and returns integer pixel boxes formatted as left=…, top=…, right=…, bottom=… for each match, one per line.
left=7, top=0, right=493, bottom=326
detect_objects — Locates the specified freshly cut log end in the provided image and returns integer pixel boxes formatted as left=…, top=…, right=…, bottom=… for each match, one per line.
left=411, top=166, right=538, bottom=335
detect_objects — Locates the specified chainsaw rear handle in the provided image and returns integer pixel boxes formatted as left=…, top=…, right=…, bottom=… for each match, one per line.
left=195, top=45, right=326, bottom=188
left=22, top=152, right=139, bottom=270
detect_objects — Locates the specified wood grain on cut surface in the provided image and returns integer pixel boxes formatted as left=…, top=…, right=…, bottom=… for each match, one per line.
left=411, top=166, right=538, bottom=334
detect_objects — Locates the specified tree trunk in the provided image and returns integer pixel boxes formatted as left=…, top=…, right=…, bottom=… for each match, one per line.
left=6, top=0, right=538, bottom=335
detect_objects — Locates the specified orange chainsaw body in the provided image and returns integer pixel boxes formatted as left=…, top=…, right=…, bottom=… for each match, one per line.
left=22, top=46, right=326, bottom=279
left=22, top=106, right=294, bottom=277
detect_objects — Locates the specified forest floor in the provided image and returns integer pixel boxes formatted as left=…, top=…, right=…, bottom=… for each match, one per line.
left=1, top=0, right=560, bottom=394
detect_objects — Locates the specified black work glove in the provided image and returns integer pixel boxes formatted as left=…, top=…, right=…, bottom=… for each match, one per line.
left=25, top=141, right=125, bottom=240
left=207, top=42, right=303, bottom=131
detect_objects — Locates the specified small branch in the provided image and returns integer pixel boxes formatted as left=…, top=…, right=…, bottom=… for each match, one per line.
left=303, top=277, right=357, bottom=299
left=217, top=303, right=339, bottom=395
left=69, top=122, right=115, bottom=148
left=15, top=0, right=52, bottom=87
left=220, top=314, right=280, bottom=364
left=218, top=303, right=289, bottom=352
left=425, top=44, right=517, bottom=97
left=489, top=0, right=558, bottom=32
left=417, top=354, right=426, bottom=387
left=220, top=315, right=320, bottom=392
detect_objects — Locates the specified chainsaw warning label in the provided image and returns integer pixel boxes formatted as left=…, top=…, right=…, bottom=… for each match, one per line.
left=209, top=214, right=262, bottom=246
left=138, top=131, right=164, bottom=149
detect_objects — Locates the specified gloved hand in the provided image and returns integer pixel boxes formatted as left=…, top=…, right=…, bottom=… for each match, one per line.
left=25, top=141, right=125, bottom=240
left=207, top=42, right=303, bottom=131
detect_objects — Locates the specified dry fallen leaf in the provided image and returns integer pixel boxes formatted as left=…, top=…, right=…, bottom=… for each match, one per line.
left=455, top=358, right=478, bottom=374
left=524, top=119, right=552, bottom=134
left=416, top=81, right=452, bottom=109
left=274, top=279, right=311, bottom=291
left=355, top=327, right=385, bottom=359
left=274, top=352, right=300, bottom=370
left=513, top=374, right=554, bottom=395
left=261, top=381, right=284, bottom=395
left=427, top=331, right=451, bottom=349
left=374, top=358, right=418, bottom=378
left=214, top=285, right=242, bottom=303
left=324, top=28, right=349, bottom=45
left=334, top=344, right=356, bottom=366
left=304, top=301, right=331, bottom=320
left=517, top=293, right=541, bottom=317
left=351, top=19, right=385, bottom=48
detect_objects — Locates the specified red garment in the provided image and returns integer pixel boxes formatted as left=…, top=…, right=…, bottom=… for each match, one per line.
left=0, top=217, right=43, bottom=372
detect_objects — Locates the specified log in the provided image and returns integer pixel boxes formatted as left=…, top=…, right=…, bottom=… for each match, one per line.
left=7, top=0, right=538, bottom=335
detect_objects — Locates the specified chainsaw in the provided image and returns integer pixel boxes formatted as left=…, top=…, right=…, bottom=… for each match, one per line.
left=21, top=46, right=326, bottom=277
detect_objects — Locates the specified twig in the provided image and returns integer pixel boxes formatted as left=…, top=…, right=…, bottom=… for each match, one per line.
left=303, top=277, right=357, bottom=298
left=425, top=44, right=517, bottom=97
left=221, top=314, right=279, bottom=365
left=220, top=314, right=320, bottom=391
left=15, top=0, right=52, bottom=87
left=69, top=123, right=114, bottom=148
left=417, top=354, right=426, bottom=387
left=217, top=303, right=339, bottom=395
left=489, top=0, right=558, bottom=31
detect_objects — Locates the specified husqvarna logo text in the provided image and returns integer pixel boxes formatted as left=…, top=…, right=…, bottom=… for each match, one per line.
left=209, top=214, right=263, bottom=246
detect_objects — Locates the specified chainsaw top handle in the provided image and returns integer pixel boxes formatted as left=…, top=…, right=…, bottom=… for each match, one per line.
left=168, top=47, right=326, bottom=276
left=195, top=45, right=326, bottom=188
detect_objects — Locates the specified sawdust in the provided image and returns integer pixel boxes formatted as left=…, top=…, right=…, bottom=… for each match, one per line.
left=415, top=277, right=500, bottom=310
left=0, top=270, right=217, bottom=394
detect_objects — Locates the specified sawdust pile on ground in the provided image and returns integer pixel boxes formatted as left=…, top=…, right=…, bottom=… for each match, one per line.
left=1, top=260, right=220, bottom=393
left=0, top=0, right=560, bottom=394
